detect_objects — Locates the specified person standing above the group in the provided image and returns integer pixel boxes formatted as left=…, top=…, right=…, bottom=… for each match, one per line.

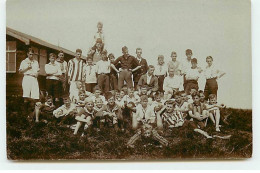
left=154, top=55, right=168, bottom=93
left=96, top=50, right=111, bottom=94
left=19, top=48, right=40, bottom=111
left=184, top=58, right=202, bottom=95
left=56, top=50, right=68, bottom=94
left=83, top=56, right=97, bottom=93
left=132, top=48, right=148, bottom=89
left=163, top=68, right=184, bottom=100
left=112, top=46, right=141, bottom=90
left=137, top=65, right=158, bottom=96
left=68, top=49, right=85, bottom=100
left=45, top=53, right=62, bottom=104
left=168, top=51, right=181, bottom=74
left=203, top=56, right=225, bottom=101
left=93, top=22, right=105, bottom=47
left=88, top=38, right=104, bottom=63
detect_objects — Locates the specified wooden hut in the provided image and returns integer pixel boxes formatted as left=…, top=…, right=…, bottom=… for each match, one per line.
left=6, top=27, right=77, bottom=97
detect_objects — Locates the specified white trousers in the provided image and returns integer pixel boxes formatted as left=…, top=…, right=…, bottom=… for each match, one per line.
left=22, top=75, right=39, bottom=99
left=69, top=81, right=79, bottom=101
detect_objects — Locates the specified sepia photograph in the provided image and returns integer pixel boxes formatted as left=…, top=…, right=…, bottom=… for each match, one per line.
left=5, top=0, right=252, bottom=160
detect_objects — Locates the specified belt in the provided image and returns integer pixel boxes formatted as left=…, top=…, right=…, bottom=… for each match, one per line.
left=24, top=74, right=36, bottom=78
left=121, top=68, right=132, bottom=71
left=98, top=73, right=109, bottom=75
left=186, top=79, right=198, bottom=82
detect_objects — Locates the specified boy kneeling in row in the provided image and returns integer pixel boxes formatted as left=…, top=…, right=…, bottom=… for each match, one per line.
left=127, top=95, right=169, bottom=148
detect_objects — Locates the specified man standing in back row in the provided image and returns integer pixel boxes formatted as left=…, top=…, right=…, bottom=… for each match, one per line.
left=132, top=48, right=148, bottom=89
left=112, top=46, right=141, bottom=90
left=67, top=49, right=85, bottom=100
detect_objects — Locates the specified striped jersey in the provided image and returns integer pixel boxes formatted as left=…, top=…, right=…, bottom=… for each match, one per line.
left=68, top=58, right=85, bottom=81
left=161, top=111, right=183, bottom=127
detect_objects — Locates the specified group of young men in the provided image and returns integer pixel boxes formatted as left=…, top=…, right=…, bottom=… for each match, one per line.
left=18, top=22, right=226, bottom=148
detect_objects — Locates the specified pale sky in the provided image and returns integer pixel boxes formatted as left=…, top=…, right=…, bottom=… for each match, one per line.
left=6, top=0, right=251, bottom=109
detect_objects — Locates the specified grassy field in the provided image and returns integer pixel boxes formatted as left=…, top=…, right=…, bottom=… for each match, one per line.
left=6, top=96, right=252, bottom=160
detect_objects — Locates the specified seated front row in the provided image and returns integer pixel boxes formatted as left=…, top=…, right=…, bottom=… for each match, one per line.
left=34, top=83, right=225, bottom=140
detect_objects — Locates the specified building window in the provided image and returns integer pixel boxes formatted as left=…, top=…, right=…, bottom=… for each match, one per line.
left=6, top=41, right=17, bottom=73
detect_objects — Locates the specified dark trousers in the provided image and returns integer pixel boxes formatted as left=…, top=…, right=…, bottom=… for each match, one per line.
left=185, top=80, right=199, bottom=94
left=59, top=74, right=68, bottom=95
left=133, top=74, right=141, bottom=90
left=118, top=70, right=133, bottom=90
left=156, top=75, right=165, bottom=93
left=204, top=78, right=218, bottom=101
left=46, top=79, right=61, bottom=99
left=97, top=74, right=110, bottom=94
left=110, top=74, right=118, bottom=91
left=85, top=83, right=97, bottom=93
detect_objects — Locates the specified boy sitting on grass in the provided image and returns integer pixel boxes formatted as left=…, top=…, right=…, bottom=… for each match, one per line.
left=206, top=94, right=225, bottom=132
left=120, top=87, right=140, bottom=131
left=96, top=92, right=123, bottom=131
left=34, top=95, right=56, bottom=123
left=75, top=90, right=86, bottom=112
left=92, top=97, right=106, bottom=130
left=151, top=91, right=165, bottom=113
left=138, top=85, right=153, bottom=105
left=89, top=86, right=107, bottom=104
left=127, top=96, right=168, bottom=148
left=132, top=95, right=156, bottom=130
left=174, top=91, right=189, bottom=119
left=53, top=95, right=77, bottom=127
left=73, top=97, right=95, bottom=136
left=157, top=100, right=184, bottom=134
left=187, top=91, right=212, bottom=138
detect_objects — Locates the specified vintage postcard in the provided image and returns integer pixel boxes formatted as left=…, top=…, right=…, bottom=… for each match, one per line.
left=6, top=0, right=252, bottom=160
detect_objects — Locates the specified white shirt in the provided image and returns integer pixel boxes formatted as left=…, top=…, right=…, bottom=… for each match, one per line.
left=180, top=58, right=192, bottom=74
left=154, top=63, right=168, bottom=76
left=45, top=62, right=62, bottom=80
left=147, top=74, right=152, bottom=84
left=57, top=61, right=68, bottom=74
left=175, top=102, right=189, bottom=112
left=53, top=103, right=77, bottom=118
left=96, top=60, right=111, bottom=74
left=168, top=60, right=181, bottom=72
left=204, top=65, right=222, bottom=79
left=19, top=58, right=39, bottom=76
left=135, top=104, right=156, bottom=123
left=163, top=75, right=184, bottom=91
left=83, top=64, right=97, bottom=83
left=185, top=67, right=200, bottom=80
